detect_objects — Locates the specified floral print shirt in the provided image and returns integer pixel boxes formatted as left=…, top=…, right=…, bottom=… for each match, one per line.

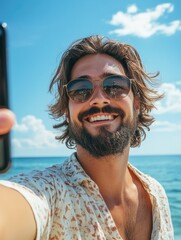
left=0, top=153, right=173, bottom=239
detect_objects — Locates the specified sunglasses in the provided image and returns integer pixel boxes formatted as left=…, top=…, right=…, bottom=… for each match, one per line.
left=63, top=75, right=133, bottom=103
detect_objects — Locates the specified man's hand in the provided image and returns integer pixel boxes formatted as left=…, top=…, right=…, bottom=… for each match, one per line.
left=0, top=109, right=15, bottom=135
left=0, top=109, right=37, bottom=239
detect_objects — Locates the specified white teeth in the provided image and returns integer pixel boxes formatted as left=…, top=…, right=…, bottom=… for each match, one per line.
left=89, top=115, right=114, bottom=123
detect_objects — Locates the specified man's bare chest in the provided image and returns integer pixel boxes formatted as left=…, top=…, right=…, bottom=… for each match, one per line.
left=109, top=196, right=152, bottom=240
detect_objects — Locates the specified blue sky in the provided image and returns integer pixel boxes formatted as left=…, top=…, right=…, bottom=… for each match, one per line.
left=1, top=0, right=181, bottom=157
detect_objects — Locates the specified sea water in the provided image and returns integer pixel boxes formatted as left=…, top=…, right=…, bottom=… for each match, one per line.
left=0, top=154, right=180, bottom=239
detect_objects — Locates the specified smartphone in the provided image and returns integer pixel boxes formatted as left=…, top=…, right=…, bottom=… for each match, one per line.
left=0, top=23, right=11, bottom=172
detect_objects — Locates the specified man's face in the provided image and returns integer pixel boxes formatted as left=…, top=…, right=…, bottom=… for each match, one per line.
left=67, top=54, right=140, bottom=157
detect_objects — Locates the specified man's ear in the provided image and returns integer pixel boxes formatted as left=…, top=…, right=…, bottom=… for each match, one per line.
left=134, top=95, right=140, bottom=114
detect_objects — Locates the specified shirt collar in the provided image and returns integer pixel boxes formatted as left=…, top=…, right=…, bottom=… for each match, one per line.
left=62, top=152, right=93, bottom=187
left=62, top=153, right=155, bottom=193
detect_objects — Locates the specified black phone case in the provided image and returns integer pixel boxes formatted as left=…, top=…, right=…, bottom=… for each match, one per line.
left=0, top=23, right=11, bottom=172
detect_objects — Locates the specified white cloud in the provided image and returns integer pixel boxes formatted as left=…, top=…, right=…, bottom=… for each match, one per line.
left=14, top=122, right=28, bottom=132
left=12, top=115, right=59, bottom=149
left=176, top=81, right=181, bottom=86
left=108, top=3, right=181, bottom=38
left=127, top=4, right=138, bottom=14
left=12, top=138, right=22, bottom=148
left=154, top=83, right=181, bottom=114
left=152, top=120, right=181, bottom=132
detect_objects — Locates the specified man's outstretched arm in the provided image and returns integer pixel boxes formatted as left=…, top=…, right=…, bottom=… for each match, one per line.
left=0, top=184, right=36, bottom=240
left=0, top=109, right=36, bottom=239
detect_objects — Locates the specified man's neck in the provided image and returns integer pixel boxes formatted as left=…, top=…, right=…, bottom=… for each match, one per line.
left=75, top=145, right=153, bottom=240
left=76, top=145, right=133, bottom=204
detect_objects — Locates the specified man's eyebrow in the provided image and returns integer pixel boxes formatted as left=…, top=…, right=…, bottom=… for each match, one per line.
left=100, top=72, right=119, bottom=78
left=74, top=72, right=121, bottom=80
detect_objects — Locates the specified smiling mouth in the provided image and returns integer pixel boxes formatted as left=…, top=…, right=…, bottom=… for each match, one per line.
left=84, top=114, right=118, bottom=123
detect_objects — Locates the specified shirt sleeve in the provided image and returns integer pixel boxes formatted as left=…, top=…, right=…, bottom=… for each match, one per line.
left=0, top=169, right=56, bottom=240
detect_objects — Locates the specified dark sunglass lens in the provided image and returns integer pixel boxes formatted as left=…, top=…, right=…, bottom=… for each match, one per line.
left=103, top=76, right=130, bottom=98
left=66, top=79, right=93, bottom=102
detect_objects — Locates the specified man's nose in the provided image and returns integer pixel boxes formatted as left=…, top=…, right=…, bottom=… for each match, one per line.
left=89, top=88, right=110, bottom=107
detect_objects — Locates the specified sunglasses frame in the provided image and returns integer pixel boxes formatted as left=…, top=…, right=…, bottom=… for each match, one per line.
left=63, top=75, right=135, bottom=103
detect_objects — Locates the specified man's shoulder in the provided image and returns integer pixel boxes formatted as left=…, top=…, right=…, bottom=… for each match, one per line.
left=0, top=155, right=74, bottom=189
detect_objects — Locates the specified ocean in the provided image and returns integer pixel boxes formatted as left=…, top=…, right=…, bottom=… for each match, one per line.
left=0, top=154, right=180, bottom=239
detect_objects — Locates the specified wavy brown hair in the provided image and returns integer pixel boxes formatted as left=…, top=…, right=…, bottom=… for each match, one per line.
left=49, top=35, right=163, bottom=148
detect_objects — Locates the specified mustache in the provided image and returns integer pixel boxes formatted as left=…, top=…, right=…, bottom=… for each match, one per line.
left=78, top=106, right=125, bottom=122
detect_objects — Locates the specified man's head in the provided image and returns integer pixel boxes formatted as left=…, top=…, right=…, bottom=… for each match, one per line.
left=66, top=53, right=139, bottom=157
left=49, top=35, right=162, bottom=155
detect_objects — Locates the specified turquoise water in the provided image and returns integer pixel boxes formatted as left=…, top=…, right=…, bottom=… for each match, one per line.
left=0, top=154, right=180, bottom=239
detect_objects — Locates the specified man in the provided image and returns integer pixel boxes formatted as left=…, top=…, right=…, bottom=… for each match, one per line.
left=0, top=36, right=173, bottom=240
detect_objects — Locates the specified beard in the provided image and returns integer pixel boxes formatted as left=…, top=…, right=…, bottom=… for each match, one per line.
left=68, top=106, right=137, bottom=158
